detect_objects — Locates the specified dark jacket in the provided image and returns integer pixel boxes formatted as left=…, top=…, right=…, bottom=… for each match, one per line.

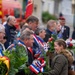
left=27, top=47, right=35, bottom=65
left=44, top=29, right=52, bottom=42
left=4, top=23, right=16, bottom=49
left=62, top=26, right=70, bottom=40
left=72, top=28, right=75, bottom=39
left=7, top=40, right=35, bottom=75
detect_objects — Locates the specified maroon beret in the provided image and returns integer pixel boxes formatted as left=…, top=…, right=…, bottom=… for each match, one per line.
left=59, top=17, right=65, bottom=20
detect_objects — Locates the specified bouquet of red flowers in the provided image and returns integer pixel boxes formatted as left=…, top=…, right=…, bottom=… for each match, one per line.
left=66, top=38, right=75, bottom=52
left=67, top=42, right=73, bottom=49
left=48, top=34, right=57, bottom=52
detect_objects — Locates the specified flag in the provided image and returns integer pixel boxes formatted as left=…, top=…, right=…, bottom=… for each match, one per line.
left=25, top=0, right=33, bottom=19
left=29, top=64, right=40, bottom=74
left=29, top=59, right=45, bottom=74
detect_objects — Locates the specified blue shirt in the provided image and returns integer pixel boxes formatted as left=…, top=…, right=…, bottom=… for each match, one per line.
left=0, top=44, right=4, bottom=56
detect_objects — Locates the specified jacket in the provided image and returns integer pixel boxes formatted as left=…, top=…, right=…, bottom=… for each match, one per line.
left=44, top=50, right=73, bottom=75
left=62, top=26, right=70, bottom=40
left=44, top=29, right=52, bottom=42
left=4, top=23, right=16, bottom=49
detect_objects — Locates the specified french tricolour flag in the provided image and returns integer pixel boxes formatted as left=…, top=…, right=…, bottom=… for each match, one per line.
left=29, top=64, right=40, bottom=74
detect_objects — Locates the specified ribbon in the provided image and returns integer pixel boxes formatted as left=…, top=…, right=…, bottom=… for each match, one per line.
left=0, top=56, right=10, bottom=75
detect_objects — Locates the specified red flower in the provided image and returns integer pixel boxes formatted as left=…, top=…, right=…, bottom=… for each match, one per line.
left=48, top=37, right=54, bottom=42
left=69, top=43, right=73, bottom=47
left=67, top=42, right=73, bottom=49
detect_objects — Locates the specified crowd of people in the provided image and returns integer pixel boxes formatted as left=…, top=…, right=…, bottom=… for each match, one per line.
left=0, top=15, right=75, bottom=75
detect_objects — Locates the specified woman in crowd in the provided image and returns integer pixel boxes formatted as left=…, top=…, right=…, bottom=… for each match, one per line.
left=43, top=39, right=73, bottom=75
left=55, top=21, right=63, bottom=39
left=35, top=27, right=48, bottom=52
left=0, top=24, right=6, bottom=56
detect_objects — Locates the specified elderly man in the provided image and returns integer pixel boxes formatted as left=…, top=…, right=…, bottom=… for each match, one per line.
left=8, top=30, right=34, bottom=63
left=4, top=16, right=17, bottom=49
left=59, top=17, right=70, bottom=40
left=26, top=16, right=39, bottom=32
left=26, top=16, right=40, bottom=54
left=0, top=24, right=6, bottom=56
left=44, top=20, right=56, bottom=42
left=7, top=30, right=34, bottom=75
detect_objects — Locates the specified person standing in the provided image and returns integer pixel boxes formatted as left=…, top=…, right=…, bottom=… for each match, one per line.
left=26, top=16, right=40, bottom=55
left=59, top=17, right=70, bottom=40
left=35, top=27, right=48, bottom=52
left=44, top=20, right=56, bottom=42
left=7, top=30, right=34, bottom=75
left=43, top=39, right=73, bottom=75
left=55, top=21, right=63, bottom=39
left=4, top=16, right=17, bottom=49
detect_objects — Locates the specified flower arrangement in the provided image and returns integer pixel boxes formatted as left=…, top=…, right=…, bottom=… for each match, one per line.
left=48, top=34, right=57, bottom=52
left=66, top=38, right=75, bottom=52
left=0, top=56, right=9, bottom=75
left=67, top=42, right=73, bottom=49
left=3, top=45, right=30, bottom=75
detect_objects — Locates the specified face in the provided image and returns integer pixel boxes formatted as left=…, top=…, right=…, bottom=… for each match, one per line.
left=24, top=34, right=34, bottom=47
left=50, top=22, right=56, bottom=31
left=60, top=20, right=65, bottom=26
left=39, top=30, right=46, bottom=39
left=10, top=17, right=16, bottom=26
left=28, top=21, right=38, bottom=31
left=54, top=42, right=62, bottom=54
left=56, top=23, right=61, bottom=31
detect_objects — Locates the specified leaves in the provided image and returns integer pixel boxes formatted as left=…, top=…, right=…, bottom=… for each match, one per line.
left=3, top=45, right=29, bottom=75
left=0, top=61, right=8, bottom=75
left=48, top=34, right=57, bottom=52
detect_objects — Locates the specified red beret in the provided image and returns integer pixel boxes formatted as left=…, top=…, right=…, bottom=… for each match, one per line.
left=59, top=17, right=65, bottom=20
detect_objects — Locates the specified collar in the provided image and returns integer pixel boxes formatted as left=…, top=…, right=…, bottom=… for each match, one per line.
left=18, top=40, right=25, bottom=46
left=46, top=29, right=52, bottom=34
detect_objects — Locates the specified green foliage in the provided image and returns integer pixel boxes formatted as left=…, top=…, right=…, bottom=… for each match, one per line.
left=42, top=11, right=57, bottom=23
left=3, top=45, right=29, bottom=75
left=48, top=34, right=57, bottom=52
left=0, top=61, right=8, bottom=75
left=38, top=53, right=51, bottom=75
left=67, top=46, right=75, bottom=53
